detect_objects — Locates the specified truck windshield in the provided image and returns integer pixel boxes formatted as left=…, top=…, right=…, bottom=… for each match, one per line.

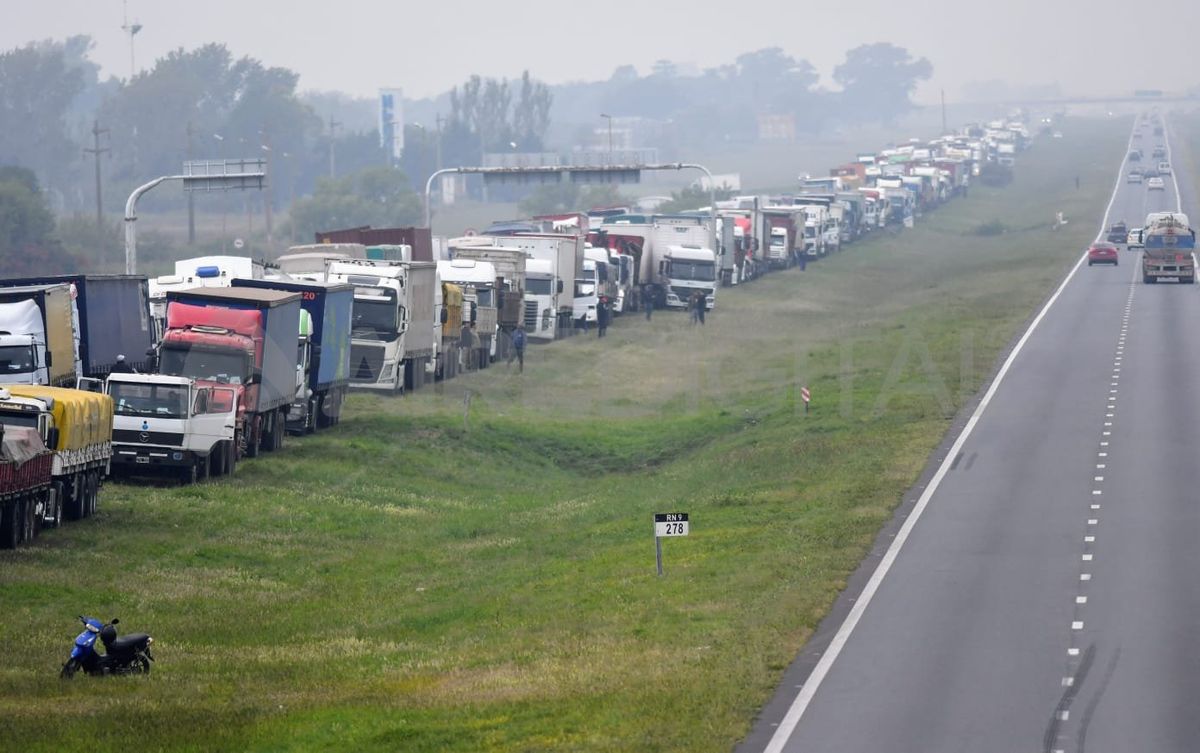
left=475, top=289, right=495, bottom=307
left=526, top=278, right=553, bottom=296
left=668, top=261, right=716, bottom=282
left=574, top=280, right=596, bottom=297
left=0, top=410, right=38, bottom=430
left=158, top=346, right=249, bottom=385
left=352, top=297, right=398, bottom=339
left=0, top=345, right=35, bottom=374
left=109, top=382, right=189, bottom=419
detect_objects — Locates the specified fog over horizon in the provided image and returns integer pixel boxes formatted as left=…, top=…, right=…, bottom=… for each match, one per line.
left=4, top=0, right=1199, bottom=103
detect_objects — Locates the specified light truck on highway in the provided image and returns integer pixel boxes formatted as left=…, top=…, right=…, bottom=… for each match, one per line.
left=1140, top=212, right=1196, bottom=284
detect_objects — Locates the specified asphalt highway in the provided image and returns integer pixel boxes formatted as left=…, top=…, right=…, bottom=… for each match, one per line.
left=743, top=118, right=1199, bottom=753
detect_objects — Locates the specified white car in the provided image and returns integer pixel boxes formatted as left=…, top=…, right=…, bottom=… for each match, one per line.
left=1158, top=161, right=1171, bottom=174
left=1127, top=228, right=1144, bottom=249
left=1127, top=171, right=1143, bottom=184
left=1148, top=177, right=1165, bottom=191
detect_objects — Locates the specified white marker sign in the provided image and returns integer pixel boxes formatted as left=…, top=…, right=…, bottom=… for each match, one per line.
left=654, top=512, right=689, bottom=537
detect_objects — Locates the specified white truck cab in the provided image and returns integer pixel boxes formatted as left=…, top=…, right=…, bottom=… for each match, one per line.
left=105, top=373, right=238, bottom=481
left=660, top=245, right=717, bottom=310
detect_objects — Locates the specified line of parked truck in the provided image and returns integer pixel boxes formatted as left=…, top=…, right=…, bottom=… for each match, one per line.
left=0, top=117, right=1034, bottom=549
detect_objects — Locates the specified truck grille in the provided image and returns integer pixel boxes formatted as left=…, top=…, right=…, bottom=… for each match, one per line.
left=524, top=300, right=539, bottom=328
left=671, top=286, right=712, bottom=300
left=351, top=343, right=385, bottom=382
left=113, top=429, right=185, bottom=446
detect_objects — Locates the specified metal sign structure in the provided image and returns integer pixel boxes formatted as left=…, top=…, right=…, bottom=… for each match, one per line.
left=653, top=512, right=689, bottom=575
left=124, top=158, right=267, bottom=274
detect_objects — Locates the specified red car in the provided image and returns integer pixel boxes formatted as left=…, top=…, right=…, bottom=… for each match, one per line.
left=1087, top=243, right=1119, bottom=266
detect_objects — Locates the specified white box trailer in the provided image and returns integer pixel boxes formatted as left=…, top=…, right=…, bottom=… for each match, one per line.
left=500, top=234, right=581, bottom=340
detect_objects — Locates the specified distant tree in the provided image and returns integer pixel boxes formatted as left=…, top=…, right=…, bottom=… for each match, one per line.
left=0, top=40, right=86, bottom=191
left=654, top=184, right=736, bottom=214
left=100, top=44, right=320, bottom=210
left=446, top=70, right=554, bottom=158
left=0, top=166, right=83, bottom=274
left=833, top=43, right=932, bottom=125
left=512, top=71, right=553, bottom=151
left=517, top=183, right=626, bottom=215
left=286, top=166, right=421, bottom=240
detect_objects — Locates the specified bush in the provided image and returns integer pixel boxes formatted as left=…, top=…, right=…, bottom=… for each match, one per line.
left=978, top=162, right=1014, bottom=187
left=972, top=220, right=1007, bottom=236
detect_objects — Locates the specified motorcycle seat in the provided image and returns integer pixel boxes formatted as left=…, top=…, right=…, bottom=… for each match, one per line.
left=107, top=633, right=150, bottom=654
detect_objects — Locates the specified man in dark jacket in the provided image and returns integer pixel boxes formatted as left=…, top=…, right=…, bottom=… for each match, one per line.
left=597, top=297, right=610, bottom=338
left=110, top=354, right=134, bottom=373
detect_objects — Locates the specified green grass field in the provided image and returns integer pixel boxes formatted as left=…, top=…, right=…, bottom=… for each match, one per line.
left=0, top=117, right=1128, bottom=752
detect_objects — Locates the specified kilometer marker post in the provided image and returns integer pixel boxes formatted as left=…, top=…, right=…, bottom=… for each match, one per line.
left=654, top=512, right=689, bottom=575
left=801, top=386, right=811, bottom=414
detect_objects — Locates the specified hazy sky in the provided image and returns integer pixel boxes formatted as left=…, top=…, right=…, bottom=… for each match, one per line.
left=4, top=0, right=1198, bottom=103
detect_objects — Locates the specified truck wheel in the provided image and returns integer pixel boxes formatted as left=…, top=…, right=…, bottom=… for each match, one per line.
left=246, top=417, right=262, bottom=458
left=86, top=472, right=99, bottom=517
left=19, top=498, right=35, bottom=543
left=0, top=503, right=19, bottom=549
left=45, top=486, right=62, bottom=529
left=63, top=480, right=82, bottom=521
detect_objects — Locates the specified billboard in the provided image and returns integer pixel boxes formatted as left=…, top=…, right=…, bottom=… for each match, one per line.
left=379, top=88, right=404, bottom=161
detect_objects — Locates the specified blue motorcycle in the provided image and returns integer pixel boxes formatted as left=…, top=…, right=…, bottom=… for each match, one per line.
left=60, top=616, right=154, bottom=678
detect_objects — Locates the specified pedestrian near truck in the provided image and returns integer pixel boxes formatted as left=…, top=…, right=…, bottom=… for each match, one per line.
left=643, top=284, right=654, bottom=321
left=597, top=297, right=610, bottom=338
left=509, top=325, right=527, bottom=373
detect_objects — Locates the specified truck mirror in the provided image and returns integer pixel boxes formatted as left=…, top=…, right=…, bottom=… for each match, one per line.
left=44, top=352, right=52, bottom=368
left=46, top=427, right=59, bottom=451
left=556, top=280, right=564, bottom=294
left=470, top=302, right=478, bottom=324
left=440, top=308, right=449, bottom=324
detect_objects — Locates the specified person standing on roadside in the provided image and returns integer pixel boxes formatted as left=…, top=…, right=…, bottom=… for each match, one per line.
left=695, top=290, right=707, bottom=325
left=643, top=284, right=654, bottom=321
left=509, top=324, right=527, bottom=373
left=597, top=297, right=610, bottom=338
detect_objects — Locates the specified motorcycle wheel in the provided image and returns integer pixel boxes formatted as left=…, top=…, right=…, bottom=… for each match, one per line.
left=60, top=658, right=80, bottom=679
left=132, top=653, right=151, bottom=675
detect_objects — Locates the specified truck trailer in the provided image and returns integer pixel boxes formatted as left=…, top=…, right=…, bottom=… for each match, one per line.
left=232, top=278, right=354, bottom=429
left=159, top=287, right=301, bottom=457
left=0, top=275, right=154, bottom=377
left=0, top=384, right=112, bottom=527
left=0, top=284, right=80, bottom=387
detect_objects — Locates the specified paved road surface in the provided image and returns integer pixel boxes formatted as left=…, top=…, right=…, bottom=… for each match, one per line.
left=743, top=118, right=1200, bottom=753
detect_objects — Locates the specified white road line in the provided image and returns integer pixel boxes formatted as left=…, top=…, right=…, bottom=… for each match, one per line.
left=1082, top=554, right=1094, bottom=561
left=1069, top=648, right=1080, bottom=656
left=1088, top=519, right=1099, bottom=525
left=760, top=121, right=1140, bottom=753
left=1072, top=621, right=1084, bottom=630
left=1080, top=574, right=1092, bottom=581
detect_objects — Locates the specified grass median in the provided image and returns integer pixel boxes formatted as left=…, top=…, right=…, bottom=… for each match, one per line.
left=0, top=117, right=1128, bottom=752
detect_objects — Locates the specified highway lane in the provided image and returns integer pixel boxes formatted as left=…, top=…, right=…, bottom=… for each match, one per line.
left=1051, top=120, right=1200, bottom=750
left=744, top=118, right=1196, bottom=753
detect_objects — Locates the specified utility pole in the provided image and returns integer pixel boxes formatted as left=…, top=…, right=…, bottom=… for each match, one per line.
left=120, top=0, right=142, bottom=80
left=185, top=122, right=195, bottom=244
left=435, top=113, right=444, bottom=172
left=601, top=113, right=613, bottom=164
left=328, top=115, right=341, bottom=178
left=82, top=120, right=109, bottom=227
left=261, top=129, right=273, bottom=243
left=941, top=89, right=948, bottom=136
